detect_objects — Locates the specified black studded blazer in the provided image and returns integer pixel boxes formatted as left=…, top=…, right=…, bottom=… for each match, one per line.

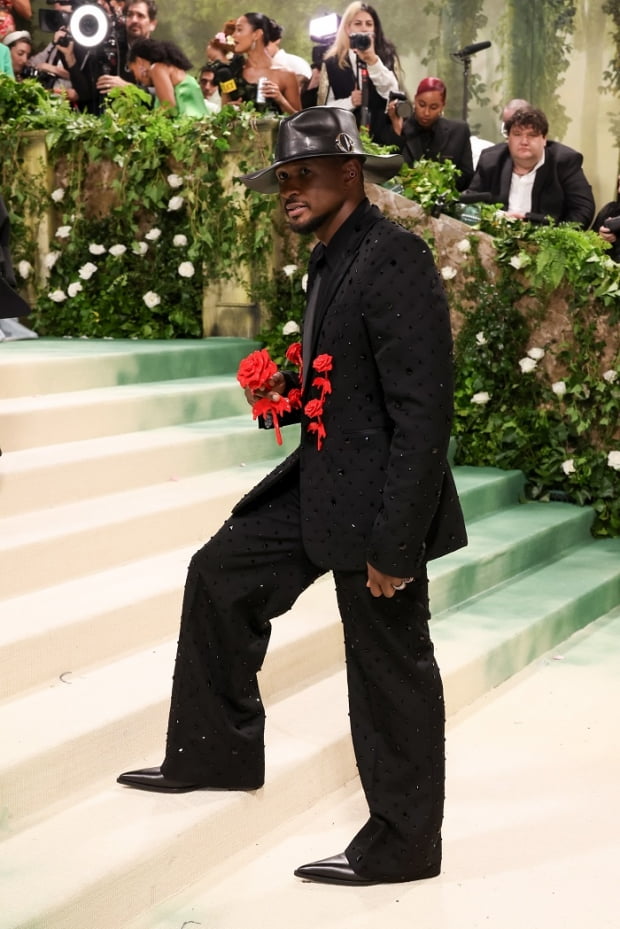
left=234, top=200, right=467, bottom=576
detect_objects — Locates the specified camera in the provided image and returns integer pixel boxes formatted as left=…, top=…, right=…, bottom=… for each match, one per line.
left=388, top=90, right=412, bottom=120
left=20, top=65, right=58, bottom=90
left=349, top=32, right=372, bottom=51
left=603, top=215, right=620, bottom=234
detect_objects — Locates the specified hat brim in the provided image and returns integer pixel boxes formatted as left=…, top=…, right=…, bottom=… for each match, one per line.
left=238, top=152, right=403, bottom=194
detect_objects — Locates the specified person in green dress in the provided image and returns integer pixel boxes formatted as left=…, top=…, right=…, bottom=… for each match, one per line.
left=128, top=38, right=205, bottom=118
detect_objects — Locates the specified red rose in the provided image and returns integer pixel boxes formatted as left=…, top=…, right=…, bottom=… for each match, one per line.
left=304, top=398, right=324, bottom=419
left=286, top=341, right=303, bottom=368
left=288, top=387, right=303, bottom=410
left=312, top=353, right=333, bottom=373
left=237, top=348, right=277, bottom=391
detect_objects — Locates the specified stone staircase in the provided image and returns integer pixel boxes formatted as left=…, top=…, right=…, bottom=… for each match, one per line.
left=1, top=338, right=619, bottom=929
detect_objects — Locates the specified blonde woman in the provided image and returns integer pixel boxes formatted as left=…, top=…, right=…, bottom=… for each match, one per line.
left=317, top=2, right=400, bottom=143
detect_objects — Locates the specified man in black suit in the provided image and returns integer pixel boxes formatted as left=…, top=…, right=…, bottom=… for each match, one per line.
left=465, top=105, right=594, bottom=227
left=118, top=108, right=467, bottom=886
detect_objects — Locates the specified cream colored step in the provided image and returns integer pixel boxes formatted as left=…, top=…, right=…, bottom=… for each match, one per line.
left=0, top=416, right=300, bottom=517
left=5, top=534, right=619, bottom=838
left=125, top=609, right=620, bottom=929
left=0, top=376, right=248, bottom=451
left=1, top=670, right=355, bottom=929
left=0, top=486, right=593, bottom=698
left=0, top=576, right=343, bottom=831
left=0, top=462, right=279, bottom=599
left=0, top=337, right=257, bottom=399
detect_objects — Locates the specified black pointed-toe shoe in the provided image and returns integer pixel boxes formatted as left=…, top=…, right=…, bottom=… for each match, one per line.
left=294, top=853, right=380, bottom=886
left=117, top=766, right=208, bottom=793
left=294, top=852, right=441, bottom=886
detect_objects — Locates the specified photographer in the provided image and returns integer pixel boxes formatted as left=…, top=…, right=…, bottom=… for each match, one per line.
left=2, top=28, right=31, bottom=78
left=385, top=77, right=474, bottom=191
left=315, top=2, right=400, bottom=143
left=53, top=0, right=157, bottom=114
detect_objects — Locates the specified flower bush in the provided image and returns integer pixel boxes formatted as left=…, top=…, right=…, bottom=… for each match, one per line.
left=1, top=76, right=618, bottom=536
left=0, top=77, right=275, bottom=339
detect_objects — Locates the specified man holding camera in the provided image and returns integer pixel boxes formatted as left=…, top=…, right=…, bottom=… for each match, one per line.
left=52, top=0, right=157, bottom=113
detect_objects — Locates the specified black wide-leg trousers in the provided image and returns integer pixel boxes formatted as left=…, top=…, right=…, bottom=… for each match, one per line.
left=161, top=471, right=445, bottom=881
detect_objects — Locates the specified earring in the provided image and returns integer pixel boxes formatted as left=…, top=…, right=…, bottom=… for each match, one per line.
left=251, top=39, right=256, bottom=51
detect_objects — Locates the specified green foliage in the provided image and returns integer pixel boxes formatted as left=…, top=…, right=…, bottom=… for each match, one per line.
left=0, top=83, right=275, bottom=339
left=448, top=249, right=619, bottom=537
left=397, top=157, right=461, bottom=212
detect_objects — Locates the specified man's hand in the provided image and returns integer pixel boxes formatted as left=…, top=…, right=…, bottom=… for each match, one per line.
left=366, top=563, right=414, bottom=598
left=243, top=371, right=286, bottom=407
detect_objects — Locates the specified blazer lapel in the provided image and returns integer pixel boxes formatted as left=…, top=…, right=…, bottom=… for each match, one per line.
left=303, top=205, right=383, bottom=388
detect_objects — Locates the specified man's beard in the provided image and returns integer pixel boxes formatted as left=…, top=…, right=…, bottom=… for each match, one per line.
left=287, top=210, right=331, bottom=236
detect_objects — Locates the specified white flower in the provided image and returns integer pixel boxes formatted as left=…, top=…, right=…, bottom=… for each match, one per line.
left=301, top=273, right=308, bottom=293
left=49, top=289, right=67, bottom=302
left=89, top=243, right=106, bottom=255
left=471, top=391, right=490, bottom=405
left=44, top=251, right=61, bottom=269
left=167, top=195, right=184, bottom=211
left=67, top=281, right=83, bottom=297
left=527, top=347, right=545, bottom=361
left=173, top=234, right=188, bottom=247
left=510, top=254, right=525, bottom=269
left=456, top=238, right=471, bottom=253
left=475, top=331, right=487, bottom=346
left=167, top=173, right=184, bottom=188
left=441, top=265, right=457, bottom=280
left=78, top=262, right=98, bottom=280
left=519, top=356, right=538, bottom=374
left=18, top=260, right=33, bottom=279
left=552, top=380, right=567, bottom=397
left=561, top=459, right=576, bottom=475
left=109, top=244, right=127, bottom=257
left=55, top=225, right=72, bottom=239
left=145, top=227, right=161, bottom=241
left=282, top=264, right=298, bottom=277
left=607, top=450, right=620, bottom=471
left=603, top=369, right=618, bottom=384
left=282, top=320, right=300, bottom=336
left=143, top=291, right=161, bottom=308
left=51, top=187, right=65, bottom=202
left=178, top=261, right=195, bottom=278
left=132, top=241, right=148, bottom=256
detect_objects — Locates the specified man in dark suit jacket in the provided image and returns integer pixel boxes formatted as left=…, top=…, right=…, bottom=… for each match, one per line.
left=465, top=105, right=594, bottom=227
left=118, top=108, right=467, bottom=886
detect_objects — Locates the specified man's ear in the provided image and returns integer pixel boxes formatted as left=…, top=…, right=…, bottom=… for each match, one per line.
left=343, top=158, right=362, bottom=183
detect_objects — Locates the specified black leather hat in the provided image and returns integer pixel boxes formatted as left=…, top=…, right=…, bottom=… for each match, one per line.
left=239, top=107, right=403, bottom=194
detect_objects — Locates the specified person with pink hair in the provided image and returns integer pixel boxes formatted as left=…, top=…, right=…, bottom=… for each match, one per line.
left=386, top=76, right=474, bottom=190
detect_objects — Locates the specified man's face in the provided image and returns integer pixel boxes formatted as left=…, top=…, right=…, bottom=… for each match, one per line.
left=276, top=157, right=357, bottom=242
left=200, top=71, right=217, bottom=99
left=125, top=2, right=156, bottom=40
left=508, top=125, right=546, bottom=172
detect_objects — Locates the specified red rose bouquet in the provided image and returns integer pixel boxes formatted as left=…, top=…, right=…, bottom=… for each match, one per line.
left=237, top=343, right=332, bottom=449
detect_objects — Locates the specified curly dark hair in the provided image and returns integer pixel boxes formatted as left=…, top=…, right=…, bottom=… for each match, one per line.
left=505, top=106, right=549, bottom=137
left=128, top=38, right=193, bottom=71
